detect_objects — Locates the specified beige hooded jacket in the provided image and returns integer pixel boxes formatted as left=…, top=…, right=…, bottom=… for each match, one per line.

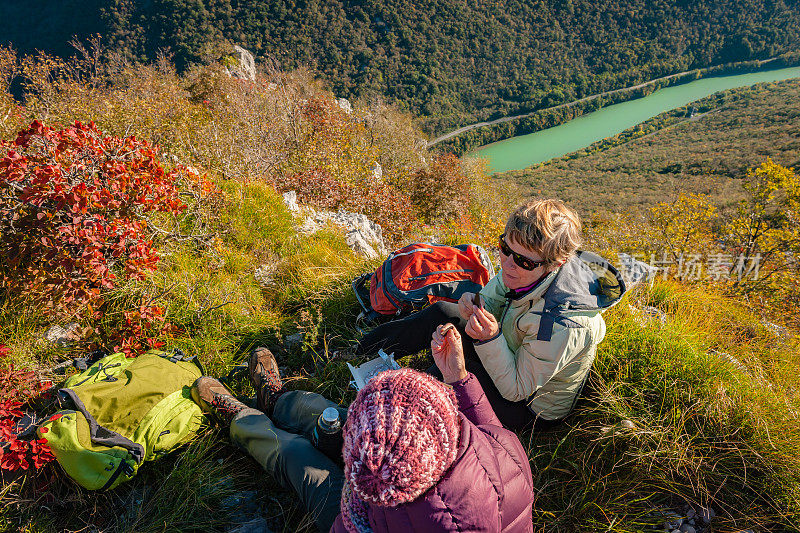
left=475, top=251, right=626, bottom=420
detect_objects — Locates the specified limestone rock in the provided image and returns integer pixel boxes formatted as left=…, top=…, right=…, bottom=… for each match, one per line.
left=282, top=190, right=300, bottom=212
left=628, top=304, right=666, bottom=327
left=698, top=506, right=716, bottom=524
left=762, top=321, right=789, bottom=342
left=43, top=323, right=80, bottom=347
left=336, top=97, right=353, bottom=114
left=254, top=263, right=278, bottom=288
left=371, top=161, right=383, bottom=181
left=281, top=191, right=387, bottom=259
left=284, top=333, right=304, bottom=351
left=225, top=45, right=256, bottom=81
left=331, top=210, right=388, bottom=259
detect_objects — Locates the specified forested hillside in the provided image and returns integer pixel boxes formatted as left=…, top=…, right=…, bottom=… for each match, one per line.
left=5, top=0, right=800, bottom=134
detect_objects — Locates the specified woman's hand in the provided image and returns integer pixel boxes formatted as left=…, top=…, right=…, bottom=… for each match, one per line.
left=457, top=292, right=477, bottom=321
left=431, top=324, right=468, bottom=384
left=465, top=307, right=500, bottom=341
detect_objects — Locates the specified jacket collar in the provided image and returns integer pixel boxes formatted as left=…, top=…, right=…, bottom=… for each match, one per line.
left=499, top=267, right=560, bottom=304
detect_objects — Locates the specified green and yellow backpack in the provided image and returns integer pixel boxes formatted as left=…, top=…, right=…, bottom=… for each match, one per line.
left=37, top=350, right=206, bottom=490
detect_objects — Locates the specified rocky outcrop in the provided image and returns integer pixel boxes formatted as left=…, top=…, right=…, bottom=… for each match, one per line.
left=282, top=191, right=387, bottom=259
left=225, top=45, right=256, bottom=81
left=282, top=191, right=300, bottom=213
left=336, top=97, right=353, bottom=114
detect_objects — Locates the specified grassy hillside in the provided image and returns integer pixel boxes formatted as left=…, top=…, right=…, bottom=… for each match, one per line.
left=495, top=78, right=800, bottom=214
left=1, top=50, right=799, bottom=532
left=5, top=1, right=800, bottom=134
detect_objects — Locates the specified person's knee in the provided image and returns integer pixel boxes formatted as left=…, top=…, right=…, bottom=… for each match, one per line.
left=429, top=300, right=458, bottom=318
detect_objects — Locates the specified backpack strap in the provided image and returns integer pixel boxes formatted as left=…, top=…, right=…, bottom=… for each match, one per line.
left=154, top=348, right=205, bottom=374
left=352, top=272, right=373, bottom=314
left=529, top=309, right=585, bottom=341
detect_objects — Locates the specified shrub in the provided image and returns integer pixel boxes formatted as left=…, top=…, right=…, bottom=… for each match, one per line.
left=0, top=121, right=186, bottom=351
left=0, top=345, right=54, bottom=472
left=406, top=153, right=472, bottom=223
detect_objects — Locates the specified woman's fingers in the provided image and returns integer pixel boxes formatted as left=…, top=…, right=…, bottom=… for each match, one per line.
left=474, top=308, right=499, bottom=330
left=458, top=293, right=475, bottom=320
left=465, top=316, right=480, bottom=338
left=472, top=308, right=490, bottom=328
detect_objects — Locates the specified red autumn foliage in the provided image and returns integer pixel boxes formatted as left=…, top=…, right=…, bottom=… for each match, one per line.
left=0, top=345, right=55, bottom=472
left=407, top=153, right=472, bottom=223
left=0, top=120, right=187, bottom=317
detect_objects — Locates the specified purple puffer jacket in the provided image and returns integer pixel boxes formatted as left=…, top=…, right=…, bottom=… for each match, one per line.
left=331, top=372, right=534, bottom=532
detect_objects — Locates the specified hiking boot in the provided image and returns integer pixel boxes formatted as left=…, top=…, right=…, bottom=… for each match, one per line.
left=191, top=377, right=247, bottom=426
left=248, top=346, right=283, bottom=414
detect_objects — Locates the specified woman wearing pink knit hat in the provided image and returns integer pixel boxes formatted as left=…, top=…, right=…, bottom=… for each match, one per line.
left=193, top=328, right=534, bottom=532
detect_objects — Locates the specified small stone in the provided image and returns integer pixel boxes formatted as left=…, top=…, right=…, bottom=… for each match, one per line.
left=699, top=507, right=715, bottom=524
left=336, top=97, right=353, bottom=114
left=665, top=517, right=683, bottom=530
left=254, top=263, right=278, bottom=288
left=642, top=305, right=667, bottom=324
left=371, top=161, right=382, bottom=181
left=620, top=419, right=635, bottom=429
left=762, top=321, right=789, bottom=341
left=284, top=333, right=304, bottom=351
left=686, top=509, right=696, bottom=519
left=282, top=190, right=300, bottom=212
left=43, top=323, right=80, bottom=347
left=680, top=524, right=695, bottom=533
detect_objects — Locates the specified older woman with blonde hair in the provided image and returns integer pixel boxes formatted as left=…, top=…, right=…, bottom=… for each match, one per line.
left=357, top=198, right=627, bottom=430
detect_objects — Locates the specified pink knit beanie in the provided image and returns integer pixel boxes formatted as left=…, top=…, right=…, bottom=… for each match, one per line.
left=342, top=368, right=461, bottom=509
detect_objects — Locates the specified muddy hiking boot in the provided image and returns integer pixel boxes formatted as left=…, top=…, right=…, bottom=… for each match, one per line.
left=248, top=346, right=284, bottom=414
left=191, top=377, right=247, bottom=426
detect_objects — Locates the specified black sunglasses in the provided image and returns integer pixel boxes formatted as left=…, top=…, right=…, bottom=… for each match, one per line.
left=498, top=234, right=547, bottom=271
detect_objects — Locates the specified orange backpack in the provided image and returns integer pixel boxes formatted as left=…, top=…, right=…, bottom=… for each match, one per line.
left=353, top=243, right=495, bottom=321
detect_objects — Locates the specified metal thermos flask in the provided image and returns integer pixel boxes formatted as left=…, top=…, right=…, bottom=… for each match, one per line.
left=311, top=407, right=344, bottom=464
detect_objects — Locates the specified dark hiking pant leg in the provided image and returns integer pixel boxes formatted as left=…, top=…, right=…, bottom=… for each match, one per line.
left=356, top=301, right=463, bottom=357
left=271, top=390, right=348, bottom=439
left=230, top=400, right=344, bottom=532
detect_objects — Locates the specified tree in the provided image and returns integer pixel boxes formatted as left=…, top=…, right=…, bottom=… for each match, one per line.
left=722, top=159, right=800, bottom=288
left=646, top=193, right=718, bottom=280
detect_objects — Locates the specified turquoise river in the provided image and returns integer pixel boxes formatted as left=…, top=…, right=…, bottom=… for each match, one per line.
left=470, top=66, right=800, bottom=173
